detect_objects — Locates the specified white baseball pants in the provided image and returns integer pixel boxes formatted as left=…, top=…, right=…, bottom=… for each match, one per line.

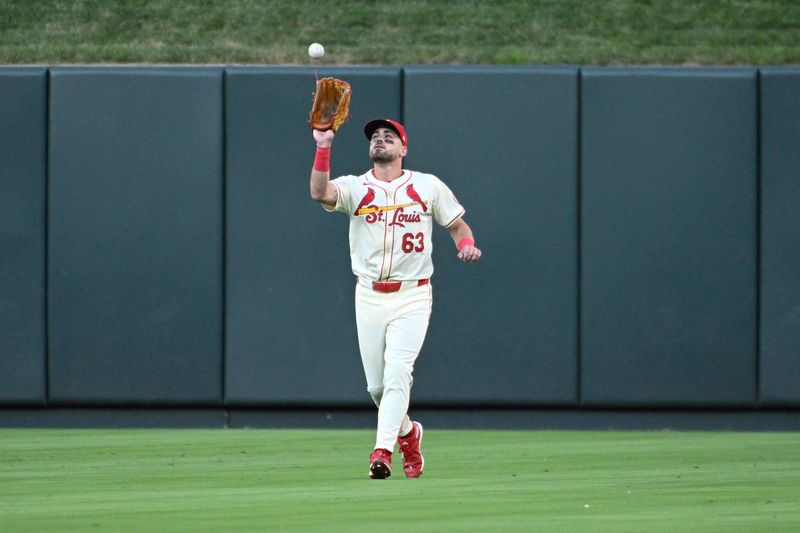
left=355, top=282, right=432, bottom=451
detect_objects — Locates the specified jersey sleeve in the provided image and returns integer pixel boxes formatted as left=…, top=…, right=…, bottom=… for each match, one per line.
left=324, top=175, right=356, bottom=214
left=431, top=176, right=466, bottom=228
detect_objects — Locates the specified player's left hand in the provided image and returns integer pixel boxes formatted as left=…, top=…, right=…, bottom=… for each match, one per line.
left=457, top=245, right=481, bottom=263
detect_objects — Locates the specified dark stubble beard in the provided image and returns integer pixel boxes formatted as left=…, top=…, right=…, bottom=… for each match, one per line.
left=370, top=149, right=397, bottom=164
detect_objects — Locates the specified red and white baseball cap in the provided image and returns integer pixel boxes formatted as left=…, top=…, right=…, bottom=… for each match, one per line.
left=364, top=118, right=408, bottom=147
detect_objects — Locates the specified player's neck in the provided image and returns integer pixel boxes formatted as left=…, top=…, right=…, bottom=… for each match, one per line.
left=371, top=162, right=404, bottom=182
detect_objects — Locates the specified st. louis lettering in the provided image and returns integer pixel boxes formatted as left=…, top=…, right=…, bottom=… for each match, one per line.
left=389, top=207, right=421, bottom=228
left=365, top=207, right=383, bottom=224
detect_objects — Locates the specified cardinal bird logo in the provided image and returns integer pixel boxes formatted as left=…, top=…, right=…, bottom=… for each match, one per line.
left=354, top=188, right=376, bottom=216
left=406, top=184, right=427, bottom=212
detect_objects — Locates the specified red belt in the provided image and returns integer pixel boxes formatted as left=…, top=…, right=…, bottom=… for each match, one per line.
left=362, top=278, right=429, bottom=293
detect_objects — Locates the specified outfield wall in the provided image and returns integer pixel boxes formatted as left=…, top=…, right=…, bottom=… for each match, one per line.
left=1, top=66, right=798, bottom=425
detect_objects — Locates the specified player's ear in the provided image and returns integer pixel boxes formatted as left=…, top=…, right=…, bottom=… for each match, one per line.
left=400, top=145, right=408, bottom=157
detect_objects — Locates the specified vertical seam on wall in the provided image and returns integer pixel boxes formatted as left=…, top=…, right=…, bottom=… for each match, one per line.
left=221, top=69, right=228, bottom=410
left=44, top=68, right=51, bottom=406
left=755, top=69, right=762, bottom=406
left=399, top=67, right=405, bottom=131
left=576, top=68, right=583, bottom=407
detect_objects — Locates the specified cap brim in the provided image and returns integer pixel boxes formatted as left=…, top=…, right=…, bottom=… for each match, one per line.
left=364, top=119, right=402, bottom=141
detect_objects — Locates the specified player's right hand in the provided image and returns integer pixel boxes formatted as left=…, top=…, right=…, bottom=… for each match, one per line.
left=313, top=128, right=335, bottom=147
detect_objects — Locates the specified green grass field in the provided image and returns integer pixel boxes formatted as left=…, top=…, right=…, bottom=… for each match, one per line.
left=1, top=429, right=798, bottom=531
left=1, top=0, right=799, bottom=65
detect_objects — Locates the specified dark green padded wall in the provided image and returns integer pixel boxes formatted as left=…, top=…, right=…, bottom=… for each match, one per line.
left=581, top=68, right=758, bottom=406
left=403, top=67, right=579, bottom=404
left=48, top=68, right=223, bottom=404
left=1, top=65, right=795, bottom=413
left=224, top=68, right=402, bottom=404
left=0, top=69, right=47, bottom=403
left=759, top=67, right=800, bottom=405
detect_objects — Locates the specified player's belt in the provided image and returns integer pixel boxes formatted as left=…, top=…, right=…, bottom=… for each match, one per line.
left=358, top=278, right=429, bottom=293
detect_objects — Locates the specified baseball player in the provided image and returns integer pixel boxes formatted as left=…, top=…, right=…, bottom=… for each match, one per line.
left=310, top=119, right=481, bottom=479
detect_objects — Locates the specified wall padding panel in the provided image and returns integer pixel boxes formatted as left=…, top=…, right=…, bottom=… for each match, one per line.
left=759, top=67, right=800, bottom=405
left=48, top=68, right=223, bottom=404
left=224, top=67, right=402, bottom=404
left=0, top=69, right=47, bottom=404
left=403, top=66, right=579, bottom=405
left=581, top=68, right=758, bottom=406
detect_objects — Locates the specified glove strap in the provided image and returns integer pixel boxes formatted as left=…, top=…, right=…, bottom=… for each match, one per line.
left=313, top=146, right=331, bottom=172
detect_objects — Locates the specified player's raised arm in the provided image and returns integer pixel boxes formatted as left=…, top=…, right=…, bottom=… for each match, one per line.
left=448, top=218, right=482, bottom=263
left=310, top=129, right=338, bottom=207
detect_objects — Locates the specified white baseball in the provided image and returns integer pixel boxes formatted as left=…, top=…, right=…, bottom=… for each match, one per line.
left=308, top=43, right=325, bottom=59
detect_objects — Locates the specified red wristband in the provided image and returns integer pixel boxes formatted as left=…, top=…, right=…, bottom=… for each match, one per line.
left=313, top=146, right=331, bottom=172
left=457, top=238, right=474, bottom=251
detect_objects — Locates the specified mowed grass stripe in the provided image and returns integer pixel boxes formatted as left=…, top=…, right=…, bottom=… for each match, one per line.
left=0, top=429, right=798, bottom=531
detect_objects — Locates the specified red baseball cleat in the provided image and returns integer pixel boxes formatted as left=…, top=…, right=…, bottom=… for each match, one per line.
left=369, top=448, right=392, bottom=479
left=397, top=421, right=424, bottom=478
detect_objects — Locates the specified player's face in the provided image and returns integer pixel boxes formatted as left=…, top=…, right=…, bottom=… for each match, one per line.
left=369, top=128, right=407, bottom=163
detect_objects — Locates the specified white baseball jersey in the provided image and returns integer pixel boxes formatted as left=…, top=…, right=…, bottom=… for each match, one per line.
left=325, top=170, right=465, bottom=281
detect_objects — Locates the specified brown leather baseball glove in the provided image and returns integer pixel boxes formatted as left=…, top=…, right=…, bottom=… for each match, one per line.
left=308, top=77, right=351, bottom=132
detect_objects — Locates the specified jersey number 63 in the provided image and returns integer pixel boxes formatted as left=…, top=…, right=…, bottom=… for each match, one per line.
left=402, top=232, right=425, bottom=253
